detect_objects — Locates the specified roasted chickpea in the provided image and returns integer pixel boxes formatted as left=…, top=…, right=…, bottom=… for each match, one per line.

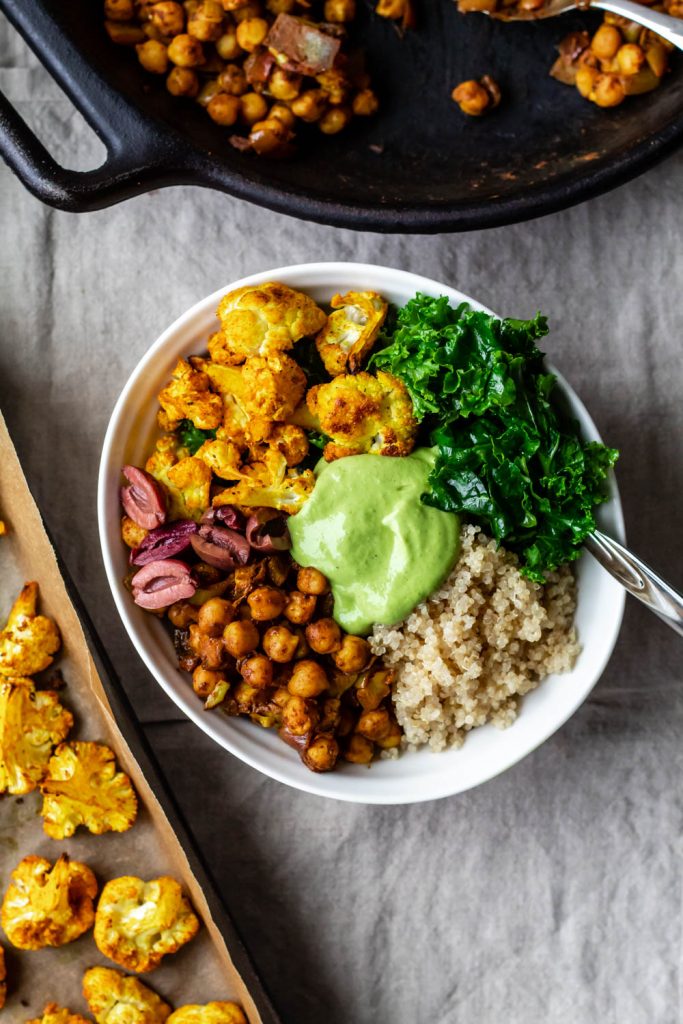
left=591, top=23, right=622, bottom=60
left=319, top=106, right=352, bottom=135
left=592, top=72, right=625, bottom=106
left=219, top=63, right=248, bottom=94
left=288, top=660, right=329, bottom=699
left=233, top=680, right=259, bottom=711
left=376, top=720, right=402, bottom=750
left=233, top=2, right=263, bottom=20
left=198, top=597, right=235, bottom=636
left=290, top=88, right=328, bottom=122
left=333, top=635, right=371, bottom=673
left=188, top=0, right=224, bottom=40
left=269, top=68, right=302, bottom=101
left=305, top=618, right=342, bottom=655
left=216, top=30, right=243, bottom=59
left=105, top=20, right=146, bottom=44
left=121, top=515, right=148, bottom=549
left=223, top=618, right=260, bottom=657
left=303, top=734, right=339, bottom=772
left=452, top=79, right=490, bottom=116
left=575, top=65, right=599, bottom=98
left=189, top=625, right=229, bottom=670
left=269, top=103, right=296, bottom=129
left=281, top=695, right=317, bottom=735
left=168, top=600, right=199, bottom=627
left=356, top=708, right=391, bottom=742
left=235, top=16, right=269, bottom=50
left=192, top=665, right=226, bottom=697
left=324, top=0, right=356, bottom=20
left=197, top=78, right=223, bottom=106
left=166, top=65, right=200, bottom=95
left=167, top=32, right=205, bottom=66
left=616, top=43, right=645, bottom=75
left=240, top=654, right=273, bottom=688
left=247, top=586, right=287, bottom=621
left=249, top=118, right=291, bottom=155
left=284, top=591, right=316, bottom=625
left=343, top=733, right=374, bottom=764
left=316, top=70, right=351, bottom=105
left=105, top=0, right=135, bottom=20
left=296, top=567, right=329, bottom=596
left=150, top=0, right=185, bottom=34
left=352, top=88, right=379, bottom=116
left=241, top=91, right=269, bottom=124
left=263, top=625, right=299, bottom=662
left=208, top=92, right=241, bottom=124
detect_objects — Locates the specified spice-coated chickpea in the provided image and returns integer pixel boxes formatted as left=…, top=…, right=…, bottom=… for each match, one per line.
left=319, top=106, right=351, bottom=135
left=216, top=30, right=243, bottom=59
left=219, top=63, right=247, bottom=94
left=269, top=68, right=302, bottom=101
left=105, top=0, right=135, bottom=21
left=376, top=719, right=402, bottom=749
left=121, top=516, right=148, bottom=550
left=192, top=665, right=226, bottom=697
left=269, top=104, right=296, bottom=129
left=166, top=66, right=200, bottom=95
left=136, top=38, right=169, bottom=73
left=303, top=734, right=339, bottom=772
left=240, top=91, right=269, bottom=125
left=233, top=680, right=259, bottom=711
left=282, top=695, right=317, bottom=735
left=324, top=0, right=356, bottom=21
left=208, top=92, right=241, bottom=124
left=235, top=16, right=269, bottom=50
left=333, top=634, right=371, bottom=673
left=233, top=2, right=263, bottom=21
left=356, top=708, right=391, bottom=742
left=197, top=78, right=223, bottom=106
left=592, top=73, right=625, bottom=106
left=616, top=42, right=644, bottom=75
left=452, top=79, right=489, bottom=116
left=575, top=65, right=598, bottom=99
left=223, top=618, right=260, bottom=657
left=591, top=23, right=622, bottom=60
left=288, top=660, right=329, bottom=699
left=247, top=586, right=287, bottom=621
left=249, top=118, right=291, bottom=155
left=317, top=70, right=350, bottom=105
left=290, top=89, right=328, bottom=122
left=168, top=32, right=205, bottom=65
left=198, top=597, right=235, bottom=636
left=284, top=591, right=316, bottom=625
left=168, top=599, right=199, bottom=628
left=189, top=625, right=229, bottom=670
left=150, top=1, right=186, bottom=34
left=343, top=733, right=374, bottom=764
left=351, top=88, right=379, bottom=116
left=188, top=0, right=224, bottom=40
left=296, top=567, right=329, bottom=596
left=263, top=624, right=299, bottom=662
left=240, top=654, right=273, bottom=689
left=105, top=20, right=146, bottom=44
left=305, top=618, right=342, bottom=655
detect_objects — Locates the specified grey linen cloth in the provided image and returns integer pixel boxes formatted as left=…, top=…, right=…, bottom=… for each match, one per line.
left=0, top=17, right=682, bottom=1024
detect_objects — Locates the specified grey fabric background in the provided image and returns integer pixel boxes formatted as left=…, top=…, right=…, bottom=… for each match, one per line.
left=1, top=17, right=682, bottom=1024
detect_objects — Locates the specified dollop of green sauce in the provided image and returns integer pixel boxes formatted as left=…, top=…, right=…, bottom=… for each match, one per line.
left=289, top=448, right=460, bottom=635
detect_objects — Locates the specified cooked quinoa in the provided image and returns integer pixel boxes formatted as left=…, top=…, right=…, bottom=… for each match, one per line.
left=369, top=524, right=580, bottom=752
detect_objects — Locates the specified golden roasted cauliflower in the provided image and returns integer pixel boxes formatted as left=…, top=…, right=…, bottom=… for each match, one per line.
left=315, top=291, right=388, bottom=376
left=214, top=448, right=314, bottom=514
left=146, top=440, right=210, bottom=522
left=0, top=582, right=61, bottom=678
left=83, top=967, right=171, bottom=1024
left=167, top=1003, right=247, bottom=1024
left=94, top=875, right=200, bottom=973
left=0, top=944, right=5, bottom=1010
left=210, top=282, right=326, bottom=365
left=0, top=677, right=73, bottom=795
left=157, top=359, right=223, bottom=432
left=1, top=853, right=97, bottom=950
left=40, top=741, right=138, bottom=840
left=307, top=370, right=418, bottom=461
left=205, top=355, right=306, bottom=425
left=26, top=1004, right=93, bottom=1024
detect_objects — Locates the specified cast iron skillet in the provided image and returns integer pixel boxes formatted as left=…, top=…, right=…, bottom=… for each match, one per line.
left=0, top=0, right=681, bottom=232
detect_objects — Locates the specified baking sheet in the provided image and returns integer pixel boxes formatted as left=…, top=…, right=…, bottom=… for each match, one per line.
left=0, top=411, right=268, bottom=1023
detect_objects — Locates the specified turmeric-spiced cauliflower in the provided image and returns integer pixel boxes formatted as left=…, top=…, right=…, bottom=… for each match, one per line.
left=158, top=359, right=223, bottom=432
left=27, top=1003, right=93, bottom=1024
left=307, top=370, right=418, bottom=461
left=315, top=291, right=388, bottom=377
left=1, top=853, right=97, bottom=950
left=0, top=677, right=73, bottom=795
left=210, top=282, right=327, bottom=365
left=40, top=741, right=138, bottom=840
left=213, top=448, right=315, bottom=514
left=0, top=582, right=61, bottom=678
left=94, top=876, right=200, bottom=973
left=83, top=966, right=171, bottom=1024
left=167, top=1003, right=247, bottom=1024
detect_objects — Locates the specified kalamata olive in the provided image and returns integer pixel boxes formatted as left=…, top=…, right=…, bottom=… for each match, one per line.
left=131, top=559, right=196, bottom=610
left=246, top=511, right=291, bottom=552
left=130, top=520, right=198, bottom=566
left=190, top=524, right=251, bottom=570
left=120, top=465, right=167, bottom=530
left=200, top=505, right=245, bottom=532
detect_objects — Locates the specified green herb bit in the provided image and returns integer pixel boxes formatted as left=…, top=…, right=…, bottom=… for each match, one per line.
left=178, top=419, right=217, bottom=455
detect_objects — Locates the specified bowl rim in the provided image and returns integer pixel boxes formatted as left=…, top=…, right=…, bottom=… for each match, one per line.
left=98, top=261, right=626, bottom=804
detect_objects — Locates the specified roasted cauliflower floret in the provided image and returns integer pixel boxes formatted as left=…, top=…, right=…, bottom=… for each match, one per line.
left=40, top=741, right=138, bottom=840
left=157, top=359, right=223, bottom=432
left=83, top=967, right=171, bottom=1024
left=27, top=1003, right=93, bottom=1024
left=167, top=1003, right=247, bottom=1024
left=0, top=582, right=61, bottom=678
left=307, top=370, right=417, bottom=460
left=195, top=439, right=244, bottom=481
left=2, top=854, right=96, bottom=950
left=0, top=677, right=73, bottom=795
left=268, top=424, right=309, bottom=467
left=214, top=448, right=314, bottom=513
left=146, top=440, right=210, bottom=522
left=206, top=355, right=306, bottom=424
left=316, top=291, right=388, bottom=376
left=210, top=282, right=326, bottom=364
left=94, top=876, right=200, bottom=974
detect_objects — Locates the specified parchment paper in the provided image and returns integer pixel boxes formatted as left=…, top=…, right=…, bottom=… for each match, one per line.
left=0, top=412, right=264, bottom=1023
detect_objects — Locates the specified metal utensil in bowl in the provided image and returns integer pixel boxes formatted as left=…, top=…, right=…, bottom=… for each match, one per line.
left=491, top=0, right=683, bottom=46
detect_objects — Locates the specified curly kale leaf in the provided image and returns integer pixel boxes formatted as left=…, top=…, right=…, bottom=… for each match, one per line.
left=178, top=420, right=217, bottom=456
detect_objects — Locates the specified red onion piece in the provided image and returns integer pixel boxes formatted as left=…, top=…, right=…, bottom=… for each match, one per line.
left=190, top=524, right=251, bottom=570
left=130, top=520, right=198, bottom=566
left=200, top=505, right=245, bottom=532
left=246, top=512, right=291, bottom=552
left=121, top=465, right=167, bottom=530
left=131, top=559, right=196, bottom=609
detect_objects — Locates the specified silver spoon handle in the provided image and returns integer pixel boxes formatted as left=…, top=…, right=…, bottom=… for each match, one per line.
left=593, top=0, right=683, bottom=49
left=585, top=530, right=683, bottom=637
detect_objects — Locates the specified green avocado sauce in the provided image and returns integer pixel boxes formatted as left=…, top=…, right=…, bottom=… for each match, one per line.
left=289, top=448, right=460, bottom=635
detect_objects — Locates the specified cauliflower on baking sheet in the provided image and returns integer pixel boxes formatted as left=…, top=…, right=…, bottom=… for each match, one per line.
left=83, top=967, right=171, bottom=1024
left=307, top=370, right=418, bottom=461
left=210, top=282, right=327, bottom=365
left=0, top=677, right=73, bottom=795
left=316, top=291, right=388, bottom=377
left=167, top=1003, right=247, bottom=1024
left=40, top=741, right=138, bottom=840
left=27, top=1004, right=93, bottom=1024
left=0, top=582, right=61, bottom=679
left=94, top=875, right=200, bottom=974
left=1, top=853, right=97, bottom=950
left=214, top=448, right=314, bottom=514
left=157, top=360, right=223, bottom=432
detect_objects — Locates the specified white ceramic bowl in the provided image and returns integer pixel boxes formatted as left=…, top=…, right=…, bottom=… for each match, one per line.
left=99, top=263, right=625, bottom=805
